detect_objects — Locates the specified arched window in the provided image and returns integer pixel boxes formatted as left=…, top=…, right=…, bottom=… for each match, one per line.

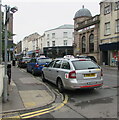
left=89, top=34, right=94, bottom=53
left=82, top=36, right=86, bottom=53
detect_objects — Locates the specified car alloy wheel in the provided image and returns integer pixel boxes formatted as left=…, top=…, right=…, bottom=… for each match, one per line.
left=57, top=79, right=64, bottom=93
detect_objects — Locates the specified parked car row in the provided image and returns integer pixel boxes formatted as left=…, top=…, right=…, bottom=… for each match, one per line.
left=17, top=55, right=103, bottom=92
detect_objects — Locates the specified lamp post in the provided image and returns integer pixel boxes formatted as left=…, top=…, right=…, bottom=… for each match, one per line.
left=0, top=0, right=2, bottom=64
left=3, top=5, right=18, bottom=102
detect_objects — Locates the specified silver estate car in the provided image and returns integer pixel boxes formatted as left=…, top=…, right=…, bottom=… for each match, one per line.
left=42, top=57, right=103, bottom=92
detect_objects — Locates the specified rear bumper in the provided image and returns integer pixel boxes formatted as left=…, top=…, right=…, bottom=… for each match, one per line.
left=63, top=79, right=103, bottom=90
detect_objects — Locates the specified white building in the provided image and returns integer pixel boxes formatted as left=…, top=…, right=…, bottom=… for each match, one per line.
left=42, top=24, right=74, bottom=58
left=44, top=24, right=74, bottom=47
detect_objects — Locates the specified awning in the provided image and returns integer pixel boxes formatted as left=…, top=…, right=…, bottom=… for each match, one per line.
left=99, top=42, right=119, bottom=51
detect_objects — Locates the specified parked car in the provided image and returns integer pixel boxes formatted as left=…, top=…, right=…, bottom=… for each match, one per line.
left=18, top=57, right=31, bottom=68
left=76, top=55, right=97, bottom=63
left=26, top=57, right=52, bottom=75
left=42, top=57, right=103, bottom=92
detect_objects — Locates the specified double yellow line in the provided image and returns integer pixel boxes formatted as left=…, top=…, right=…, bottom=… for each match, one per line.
left=4, top=94, right=68, bottom=119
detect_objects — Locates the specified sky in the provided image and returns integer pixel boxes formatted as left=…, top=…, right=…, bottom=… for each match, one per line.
left=2, top=0, right=101, bottom=44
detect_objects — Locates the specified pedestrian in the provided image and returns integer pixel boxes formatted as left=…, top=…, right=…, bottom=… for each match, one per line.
left=7, top=64, right=11, bottom=84
left=12, top=59, right=16, bottom=66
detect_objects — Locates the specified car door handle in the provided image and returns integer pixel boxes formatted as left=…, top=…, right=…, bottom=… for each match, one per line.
left=56, top=71, right=59, bottom=73
left=49, top=70, right=51, bottom=71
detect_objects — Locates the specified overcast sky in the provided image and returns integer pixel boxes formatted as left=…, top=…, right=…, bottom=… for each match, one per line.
left=2, top=0, right=101, bottom=44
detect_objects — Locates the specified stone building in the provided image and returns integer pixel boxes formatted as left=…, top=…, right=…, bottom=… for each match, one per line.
left=73, top=6, right=100, bottom=64
left=99, top=1, right=119, bottom=66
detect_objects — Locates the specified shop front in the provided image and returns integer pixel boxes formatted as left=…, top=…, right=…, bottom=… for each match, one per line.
left=99, top=42, right=119, bottom=67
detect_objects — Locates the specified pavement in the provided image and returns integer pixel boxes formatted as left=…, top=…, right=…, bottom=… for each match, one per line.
left=1, top=66, right=55, bottom=113
left=1, top=65, right=118, bottom=114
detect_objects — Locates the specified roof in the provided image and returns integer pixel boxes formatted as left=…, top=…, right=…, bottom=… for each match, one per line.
left=74, top=6, right=92, bottom=19
left=45, top=24, right=74, bottom=32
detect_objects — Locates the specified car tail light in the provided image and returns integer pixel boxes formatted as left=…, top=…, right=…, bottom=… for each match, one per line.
left=69, top=71, right=76, bottom=78
left=79, top=59, right=86, bottom=61
left=101, top=69, right=103, bottom=76
left=35, top=64, right=39, bottom=68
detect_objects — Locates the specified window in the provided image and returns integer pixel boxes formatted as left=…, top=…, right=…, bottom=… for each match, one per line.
left=53, top=60, right=62, bottom=68
left=104, top=5, right=111, bottom=15
left=115, top=1, right=119, bottom=10
left=48, top=61, right=55, bottom=67
left=63, top=32, right=68, bottom=38
left=64, top=40, right=67, bottom=46
left=89, top=34, right=94, bottom=53
left=61, top=61, right=70, bottom=69
left=52, top=33, right=55, bottom=38
left=52, top=41, right=55, bottom=46
left=82, top=36, right=86, bottom=53
left=47, top=34, right=49, bottom=39
left=116, top=19, right=119, bottom=33
left=47, top=41, right=50, bottom=47
left=105, top=22, right=110, bottom=35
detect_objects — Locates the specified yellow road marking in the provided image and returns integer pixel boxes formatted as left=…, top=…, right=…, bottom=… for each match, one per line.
left=21, top=94, right=68, bottom=119
left=20, top=105, right=55, bottom=117
left=3, top=94, right=68, bottom=119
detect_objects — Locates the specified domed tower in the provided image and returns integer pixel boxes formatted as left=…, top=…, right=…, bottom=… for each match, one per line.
left=74, top=5, right=92, bottom=30
left=73, top=6, right=92, bottom=56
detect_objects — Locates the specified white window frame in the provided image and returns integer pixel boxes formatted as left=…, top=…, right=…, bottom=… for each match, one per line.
left=63, top=32, right=68, bottom=38
left=115, top=1, right=119, bottom=10
left=47, top=34, right=49, bottom=39
left=104, top=5, right=111, bottom=15
left=105, top=22, right=110, bottom=35
left=52, top=41, right=55, bottom=46
left=47, top=41, right=50, bottom=47
left=52, top=33, right=55, bottom=39
left=116, top=19, right=119, bottom=33
left=64, top=40, right=67, bottom=46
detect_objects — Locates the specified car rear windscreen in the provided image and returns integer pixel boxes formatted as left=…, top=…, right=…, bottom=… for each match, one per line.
left=38, top=59, right=52, bottom=64
left=72, top=60, right=100, bottom=70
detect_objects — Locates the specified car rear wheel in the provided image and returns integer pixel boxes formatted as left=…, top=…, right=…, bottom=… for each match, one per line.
left=41, top=73, right=46, bottom=82
left=32, top=69, right=36, bottom=75
left=57, top=79, right=64, bottom=93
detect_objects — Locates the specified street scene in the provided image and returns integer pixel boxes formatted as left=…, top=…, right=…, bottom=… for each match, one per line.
left=0, top=0, right=119, bottom=119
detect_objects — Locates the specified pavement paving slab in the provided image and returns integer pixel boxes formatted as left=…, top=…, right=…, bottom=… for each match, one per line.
left=19, top=90, right=53, bottom=109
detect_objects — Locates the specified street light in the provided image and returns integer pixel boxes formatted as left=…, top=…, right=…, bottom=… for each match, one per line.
left=2, top=4, right=18, bottom=102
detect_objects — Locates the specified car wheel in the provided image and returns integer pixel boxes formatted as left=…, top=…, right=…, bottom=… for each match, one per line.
left=57, top=79, right=64, bottom=93
left=26, top=67, right=29, bottom=72
left=41, top=73, right=46, bottom=82
left=32, top=69, right=35, bottom=75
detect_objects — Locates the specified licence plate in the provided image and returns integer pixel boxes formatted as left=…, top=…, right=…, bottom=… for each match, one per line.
left=84, top=73, right=96, bottom=77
